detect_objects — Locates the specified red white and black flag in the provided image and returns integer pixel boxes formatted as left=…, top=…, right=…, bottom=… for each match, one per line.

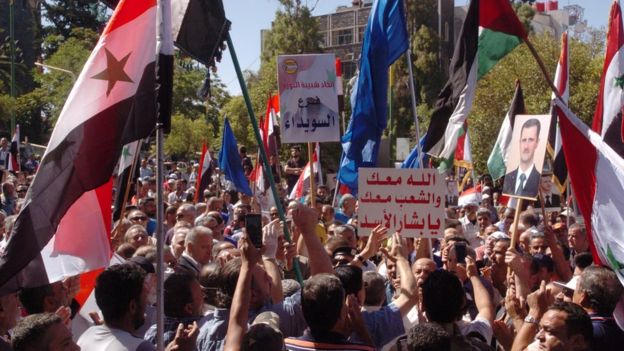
left=7, top=124, right=19, bottom=172
left=195, top=143, right=214, bottom=202
left=0, top=0, right=171, bottom=289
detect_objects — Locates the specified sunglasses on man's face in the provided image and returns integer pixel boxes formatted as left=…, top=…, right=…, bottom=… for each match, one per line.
left=130, top=216, right=148, bottom=222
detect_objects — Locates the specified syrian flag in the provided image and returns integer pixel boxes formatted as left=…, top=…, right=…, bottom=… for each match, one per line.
left=487, top=82, right=526, bottom=180
left=458, top=183, right=482, bottom=206
left=423, top=0, right=527, bottom=159
left=0, top=0, right=170, bottom=289
left=336, top=57, right=344, bottom=114
left=289, top=152, right=321, bottom=200
left=592, top=0, right=624, bottom=158
left=555, top=99, right=624, bottom=296
left=549, top=32, right=570, bottom=193
left=262, top=95, right=280, bottom=157
left=195, top=143, right=213, bottom=202
left=7, top=125, right=19, bottom=172
left=112, top=140, right=141, bottom=222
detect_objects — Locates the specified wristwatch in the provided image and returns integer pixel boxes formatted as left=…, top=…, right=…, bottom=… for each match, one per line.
left=524, top=315, right=539, bottom=325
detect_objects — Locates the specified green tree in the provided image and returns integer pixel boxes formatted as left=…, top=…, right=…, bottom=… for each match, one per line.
left=164, top=114, right=211, bottom=159
left=42, top=0, right=107, bottom=41
left=31, top=28, right=99, bottom=132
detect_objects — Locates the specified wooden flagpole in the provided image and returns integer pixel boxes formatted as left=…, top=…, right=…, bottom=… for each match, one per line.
left=307, top=142, right=316, bottom=208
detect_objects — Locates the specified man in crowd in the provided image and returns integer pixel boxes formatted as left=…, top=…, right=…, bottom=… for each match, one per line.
left=177, top=226, right=213, bottom=277
left=284, top=146, right=305, bottom=193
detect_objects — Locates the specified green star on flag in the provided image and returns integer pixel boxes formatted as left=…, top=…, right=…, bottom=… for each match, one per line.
left=606, top=244, right=624, bottom=271
left=614, top=74, right=624, bottom=89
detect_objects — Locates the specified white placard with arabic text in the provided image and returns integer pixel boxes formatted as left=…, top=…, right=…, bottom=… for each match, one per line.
left=358, top=168, right=445, bottom=239
left=278, top=54, right=340, bottom=143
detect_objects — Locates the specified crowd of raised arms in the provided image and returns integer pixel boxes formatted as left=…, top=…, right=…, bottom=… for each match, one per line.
left=0, top=143, right=621, bottom=351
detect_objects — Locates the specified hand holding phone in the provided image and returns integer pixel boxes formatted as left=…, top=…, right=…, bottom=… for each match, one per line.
left=245, top=214, right=263, bottom=248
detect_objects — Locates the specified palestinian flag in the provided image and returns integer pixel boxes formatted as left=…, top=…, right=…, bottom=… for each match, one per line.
left=112, top=140, right=141, bottom=222
left=195, top=143, right=214, bottom=202
left=0, top=0, right=170, bottom=288
left=549, top=32, right=570, bottom=193
left=592, top=0, right=624, bottom=158
left=423, top=0, right=527, bottom=159
left=7, top=125, right=19, bottom=172
left=487, top=82, right=526, bottom=180
left=438, top=121, right=471, bottom=173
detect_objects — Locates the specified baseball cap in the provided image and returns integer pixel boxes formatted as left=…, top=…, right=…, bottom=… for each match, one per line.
left=242, top=312, right=283, bottom=351
left=168, top=174, right=178, bottom=180
left=553, top=275, right=579, bottom=292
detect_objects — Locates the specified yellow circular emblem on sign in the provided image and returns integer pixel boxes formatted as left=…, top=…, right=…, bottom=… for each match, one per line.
left=283, top=59, right=298, bottom=74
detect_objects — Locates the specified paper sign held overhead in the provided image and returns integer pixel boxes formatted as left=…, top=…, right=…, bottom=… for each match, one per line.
left=278, top=54, right=340, bottom=143
left=358, top=168, right=445, bottom=239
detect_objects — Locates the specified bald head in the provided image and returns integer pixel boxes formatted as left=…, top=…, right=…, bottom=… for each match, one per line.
left=412, top=258, right=437, bottom=287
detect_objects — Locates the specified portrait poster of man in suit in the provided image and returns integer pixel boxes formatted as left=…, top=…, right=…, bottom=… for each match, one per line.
left=502, top=115, right=551, bottom=200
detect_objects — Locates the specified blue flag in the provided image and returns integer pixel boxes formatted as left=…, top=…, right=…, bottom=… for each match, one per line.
left=219, top=118, right=252, bottom=196
left=338, top=0, right=409, bottom=195
left=401, top=134, right=429, bottom=169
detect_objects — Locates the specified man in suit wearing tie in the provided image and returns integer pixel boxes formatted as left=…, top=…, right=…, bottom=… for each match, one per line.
left=536, top=173, right=561, bottom=208
left=176, top=226, right=213, bottom=277
left=502, top=118, right=542, bottom=198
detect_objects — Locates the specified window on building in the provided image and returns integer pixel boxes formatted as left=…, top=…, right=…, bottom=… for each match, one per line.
left=357, top=26, right=366, bottom=43
left=342, top=61, right=357, bottom=80
left=333, top=29, right=353, bottom=46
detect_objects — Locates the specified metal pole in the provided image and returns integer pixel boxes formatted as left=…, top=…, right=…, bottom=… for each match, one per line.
left=9, top=0, right=16, bottom=133
left=155, top=0, right=172, bottom=349
left=34, top=62, right=77, bottom=82
left=406, top=48, right=423, bottom=169
left=227, top=34, right=303, bottom=284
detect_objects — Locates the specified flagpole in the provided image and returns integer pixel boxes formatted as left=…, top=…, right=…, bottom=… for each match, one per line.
left=155, top=0, right=172, bottom=349
left=227, top=34, right=303, bottom=284
left=307, top=142, right=316, bottom=208
left=524, top=39, right=563, bottom=102
left=406, top=47, right=423, bottom=168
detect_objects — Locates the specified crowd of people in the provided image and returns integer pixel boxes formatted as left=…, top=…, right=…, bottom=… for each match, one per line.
left=0, top=145, right=622, bottom=351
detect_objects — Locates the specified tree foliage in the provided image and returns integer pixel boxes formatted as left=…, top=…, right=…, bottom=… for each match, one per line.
left=41, top=0, right=107, bottom=41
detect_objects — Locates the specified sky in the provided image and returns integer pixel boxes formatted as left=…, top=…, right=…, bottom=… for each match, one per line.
left=218, top=0, right=611, bottom=96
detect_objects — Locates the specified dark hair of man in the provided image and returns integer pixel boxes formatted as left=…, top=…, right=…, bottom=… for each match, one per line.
left=199, top=262, right=221, bottom=306
left=530, top=253, right=555, bottom=274
left=134, top=245, right=157, bottom=263
left=521, top=118, right=541, bottom=137
left=164, top=273, right=196, bottom=318
left=406, top=322, right=451, bottom=351
left=95, top=263, right=146, bottom=323
left=19, top=284, right=54, bottom=315
left=302, top=274, right=345, bottom=333
left=334, top=265, right=363, bottom=296
left=324, top=236, right=351, bottom=254
left=520, top=211, right=539, bottom=228
left=363, top=271, right=386, bottom=306
left=578, top=265, right=623, bottom=315
left=116, top=243, right=137, bottom=259
left=12, top=313, right=62, bottom=351
left=217, top=258, right=241, bottom=309
left=476, top=208, right=491, bottom=218
left=548, top=301, right=593, bottom=343
left=574, top=252, right=593, bottom=270
left=444, top=219, right=462, bottom=230
left=422, top=270, right=464, bottom=324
